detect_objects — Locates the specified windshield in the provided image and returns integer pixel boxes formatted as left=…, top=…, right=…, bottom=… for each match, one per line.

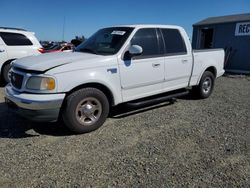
left=75, top=27, right=134, bottom=55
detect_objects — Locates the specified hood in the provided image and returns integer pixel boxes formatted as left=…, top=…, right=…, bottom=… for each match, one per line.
left=13, top=52, right=103, bottom=72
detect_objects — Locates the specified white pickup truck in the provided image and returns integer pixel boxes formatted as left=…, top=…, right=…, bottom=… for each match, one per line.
left=5, top=25, right=225, bottom=133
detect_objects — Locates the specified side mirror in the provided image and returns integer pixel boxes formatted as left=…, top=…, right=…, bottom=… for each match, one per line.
left=128, top=45, right=143, bottom=56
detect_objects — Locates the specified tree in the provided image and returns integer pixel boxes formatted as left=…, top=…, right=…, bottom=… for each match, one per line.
left=71, top=35, right=86, bottom=47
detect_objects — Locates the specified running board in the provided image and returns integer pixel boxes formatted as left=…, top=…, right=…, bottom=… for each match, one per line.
left=126, top=90, right=189, bottom=108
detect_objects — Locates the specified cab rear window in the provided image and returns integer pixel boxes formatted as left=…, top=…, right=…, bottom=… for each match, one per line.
left=160, top=29, right=187, bottom=55
left=0, top=32, right=33, bottom=46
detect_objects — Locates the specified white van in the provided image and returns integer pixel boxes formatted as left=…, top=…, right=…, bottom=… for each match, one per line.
left=0, top=27, right=42, bottom=83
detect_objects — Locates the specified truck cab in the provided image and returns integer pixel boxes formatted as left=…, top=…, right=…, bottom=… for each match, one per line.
left=118, top=25, right=193, bottom=101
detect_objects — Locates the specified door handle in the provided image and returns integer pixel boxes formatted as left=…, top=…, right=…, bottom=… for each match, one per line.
left=182, top=59, right=188, bottom=63
left=0, top=49, right=5, bottom=53
left=152, top=63, right=161, bottom=68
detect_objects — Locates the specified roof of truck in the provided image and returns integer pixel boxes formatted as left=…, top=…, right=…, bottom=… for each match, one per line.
left=112, top=24, right=184, bottom=29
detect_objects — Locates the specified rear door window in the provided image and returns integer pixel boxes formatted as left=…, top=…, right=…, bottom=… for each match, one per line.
left=131, top=28, right=163, bottom=58
left=160, top=29, right=187, bottom=55
left=0, top=32, right=33, bottom=46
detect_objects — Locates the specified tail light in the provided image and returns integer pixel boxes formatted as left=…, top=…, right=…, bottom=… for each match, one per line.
left=38, top=48, right=45, bottom=53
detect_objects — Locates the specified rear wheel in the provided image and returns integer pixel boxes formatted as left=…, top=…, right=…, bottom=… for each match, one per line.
left=62, top=88, right=110, bottom=134
left=194, top=71, right=215, bottom=99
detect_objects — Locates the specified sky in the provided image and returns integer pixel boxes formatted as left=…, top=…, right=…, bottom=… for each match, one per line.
left=1, top=0, right=249, bottom=42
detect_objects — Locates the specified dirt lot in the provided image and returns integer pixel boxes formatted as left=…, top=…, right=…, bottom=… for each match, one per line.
left=0, top=76, right=249, bottom=187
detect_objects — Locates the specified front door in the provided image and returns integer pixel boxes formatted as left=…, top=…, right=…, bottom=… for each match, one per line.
left=118, top=28, right=165, bottom=102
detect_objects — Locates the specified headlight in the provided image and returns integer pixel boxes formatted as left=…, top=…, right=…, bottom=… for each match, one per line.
left=26, top=76, right=56, bottom=91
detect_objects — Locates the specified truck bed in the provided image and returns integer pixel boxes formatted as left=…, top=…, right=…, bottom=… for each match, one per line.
left=189, top=48, right=225, bottom=86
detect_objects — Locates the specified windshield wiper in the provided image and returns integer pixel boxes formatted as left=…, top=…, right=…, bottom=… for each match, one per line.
left=79, top=48, right=97, bottom=54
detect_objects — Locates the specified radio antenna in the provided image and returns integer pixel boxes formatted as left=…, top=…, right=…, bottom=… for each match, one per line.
left=62, top=16, right=66, bottom=42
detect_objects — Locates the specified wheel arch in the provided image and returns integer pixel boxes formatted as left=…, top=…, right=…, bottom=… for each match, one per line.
left=197, top=66, right=217, bottom=85
left=65, top=82, right=116, bottom=106
left=205, top=66, right=217, bottom=77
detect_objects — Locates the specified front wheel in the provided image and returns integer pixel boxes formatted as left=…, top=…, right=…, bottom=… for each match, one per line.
left=62, top=88, right=110, bottom=134
left=194, top=71, right=215, bottom=99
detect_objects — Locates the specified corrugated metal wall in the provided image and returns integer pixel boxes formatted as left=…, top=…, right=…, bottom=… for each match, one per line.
left=192, top=22, right=250, bottom=73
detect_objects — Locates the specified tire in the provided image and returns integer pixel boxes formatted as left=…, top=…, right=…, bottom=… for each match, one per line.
left=194, top=71, right=215, bottom=99
left=62, top=88, right=110, bottom=134
left=2, top=63, right=11, bottom=84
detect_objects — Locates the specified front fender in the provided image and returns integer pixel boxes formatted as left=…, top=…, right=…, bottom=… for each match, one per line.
left=54, top=67, right=123, bottom=105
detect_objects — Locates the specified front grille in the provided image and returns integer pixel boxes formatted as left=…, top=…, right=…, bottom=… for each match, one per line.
left=10, top=72, right=24, bottom=89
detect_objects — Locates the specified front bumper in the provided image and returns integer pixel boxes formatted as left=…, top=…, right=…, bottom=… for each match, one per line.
left=5, top=85, right=65, bottom=122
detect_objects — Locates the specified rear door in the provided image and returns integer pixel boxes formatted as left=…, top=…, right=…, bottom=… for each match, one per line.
left=119, top=28, right=165, bottom=101
left=160, top=28, right=193, bottom=91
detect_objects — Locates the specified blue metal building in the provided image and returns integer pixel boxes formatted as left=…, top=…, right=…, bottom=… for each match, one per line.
left=192, top=13, right=250, bottom=74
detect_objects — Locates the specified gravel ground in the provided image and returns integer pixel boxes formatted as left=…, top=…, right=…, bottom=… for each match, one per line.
left=0, top=76, right=249, bottom=187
